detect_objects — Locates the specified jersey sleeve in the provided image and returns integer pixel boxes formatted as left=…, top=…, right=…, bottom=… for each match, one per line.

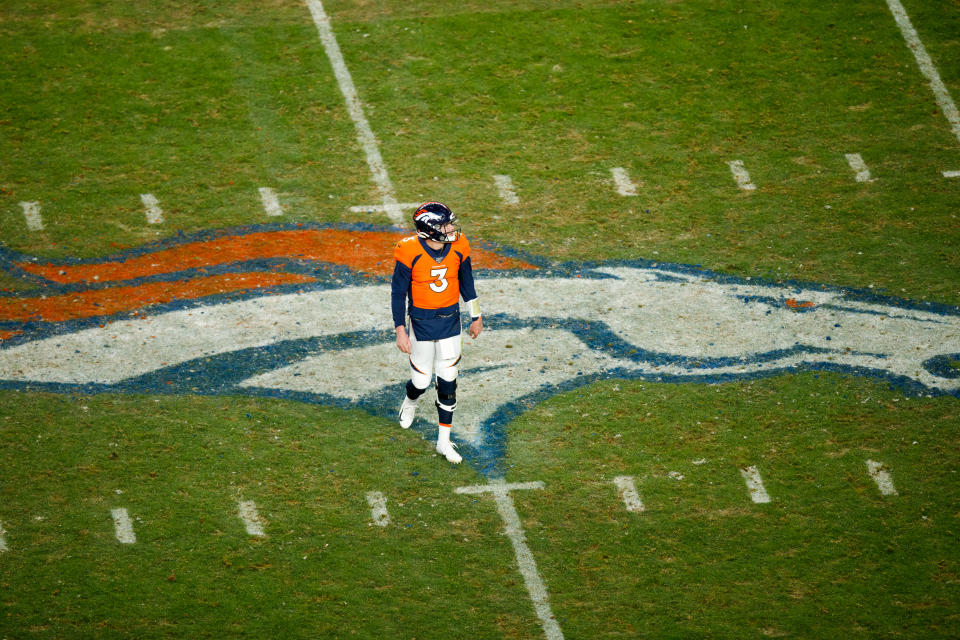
left=454, top=235, right=478, bottom=313
left=391, top=258, right=412, bottom=329
left=458, top=256, right=479, bottom=320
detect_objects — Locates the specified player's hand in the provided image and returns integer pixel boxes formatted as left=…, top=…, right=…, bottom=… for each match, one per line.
left=469, top=317, right=483, bottom=339
left=395, top=326, right=412, bottom=353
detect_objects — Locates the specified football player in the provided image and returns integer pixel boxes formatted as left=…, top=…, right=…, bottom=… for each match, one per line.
left=391, top=202, right=483, bottom=463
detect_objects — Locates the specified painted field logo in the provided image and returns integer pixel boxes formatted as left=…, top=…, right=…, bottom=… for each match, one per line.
left=1, top=223, right=958, bottom=476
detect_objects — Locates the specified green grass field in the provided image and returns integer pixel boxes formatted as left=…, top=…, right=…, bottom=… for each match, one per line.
left=1, top=1, right=959, bottom=638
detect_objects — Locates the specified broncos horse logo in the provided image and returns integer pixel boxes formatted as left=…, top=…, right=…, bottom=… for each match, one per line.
left=1, top=222, right=958, bottom=477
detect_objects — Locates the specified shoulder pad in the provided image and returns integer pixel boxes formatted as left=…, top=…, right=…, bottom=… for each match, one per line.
left=394, top=236, right=421, bottom=265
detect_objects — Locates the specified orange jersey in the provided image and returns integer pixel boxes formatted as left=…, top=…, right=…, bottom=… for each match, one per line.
left=393, top=234, right=471, bottom=310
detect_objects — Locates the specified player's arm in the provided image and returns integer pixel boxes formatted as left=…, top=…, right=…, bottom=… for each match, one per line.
left=391, top=259, right=413, bottom=353
left=458, top=254, right=483, bottom=339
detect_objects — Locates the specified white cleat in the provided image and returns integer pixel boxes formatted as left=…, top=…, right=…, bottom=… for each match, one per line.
left=398, top=396, right=418, bottom=429
left=436, top=441, right=462, bottom=464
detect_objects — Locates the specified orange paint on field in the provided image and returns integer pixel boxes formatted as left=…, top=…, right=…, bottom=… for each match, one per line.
left=461, top=245, right=535, bottom=273
left=0, top=273, right=315, bottom=323
left=0, top=330, right=21, bottom=342
left=785, top=298, right=816, bottom=309
left=18, top=229, right=538, bottom=284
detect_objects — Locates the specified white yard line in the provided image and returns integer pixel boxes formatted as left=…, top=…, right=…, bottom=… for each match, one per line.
left=726, top=160, right=756, bottom=191
left=455, top=481, right=545, bottom=495
left=19, top=201, right=43, bottom=231
left=612, top=476, right=644, bottom=512
left=111, top=508, right=136, bottom=544
left=456, top=480, right=563, bottom=640
left=258, top=187, right=284, bottom=217
left=885, top=0, right=960, bottom=145
left=237, top=500, right=266, bottom=537
left=366, top=491, right=390, bottom=527
left=610, top=167, right=639, bottom=196
left=845, top=153, right=874, bottom=182
left=493, top=174, right=521, bottom=205
left=943, top=170, right=960, bottom=178
left=739, top=466, right=771, bottom=504
left=140, top=193, right=164, bottom=225
left=866, top=460, right=899, bottom=496
left=0, top=520, right=8, bottom=553
left=306, top=0, right=403, bottom=225
left=348, top=202, right=421, bottom=214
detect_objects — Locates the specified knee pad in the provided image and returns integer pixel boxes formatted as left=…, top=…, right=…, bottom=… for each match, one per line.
left=435, top=377, right=457, bottom=412
left=406, top=380, right=427, bottom=400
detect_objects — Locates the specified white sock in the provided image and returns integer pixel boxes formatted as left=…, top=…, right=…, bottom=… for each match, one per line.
left=437, top=424, right=452, bottom=447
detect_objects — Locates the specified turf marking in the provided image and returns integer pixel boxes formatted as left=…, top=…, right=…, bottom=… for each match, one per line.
left=885, top=0, right=960, bottom=145
left=493, top=174, right=521, bottom=205
left=0, top=520, right=8, bottom=553
left=866, top=460, right=899, bottom=496
left=739, top=466, right=771, bottom=504
left=5, top=258, right=959, bottom=404
left=845, top=153, right=874, bottom=183
left=237, top=500, right=266, bottom=537
left=110, top=508, right=136, bottom=544
left=610, top=167, right=639, bottom=196
left=726, top=160, right=756, bottom=191
left=456, top=481, right=545, bottom=495
left=365, top=491, right=390, bottom=527
left=19, top=201, right=43, bottom=231
left=612, top=475, right=645, bottom=512
left=455, top=480, right=563, bottom=640
left=943, top=170, right=960, bottom=178
left=258, top=187, right=284, bottom=217
left=306, top=0, right=403, bottom=225
left=348, top=202, right=421, bottom=214
left=140, top=194, right=164, bottom=225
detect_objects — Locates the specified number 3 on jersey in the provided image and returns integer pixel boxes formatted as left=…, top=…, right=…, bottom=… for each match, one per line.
left=429, top=266, right=449, bottom=293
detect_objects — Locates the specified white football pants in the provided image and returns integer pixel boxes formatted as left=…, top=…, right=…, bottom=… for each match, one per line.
left=408, top=329, right=461, bottom=390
